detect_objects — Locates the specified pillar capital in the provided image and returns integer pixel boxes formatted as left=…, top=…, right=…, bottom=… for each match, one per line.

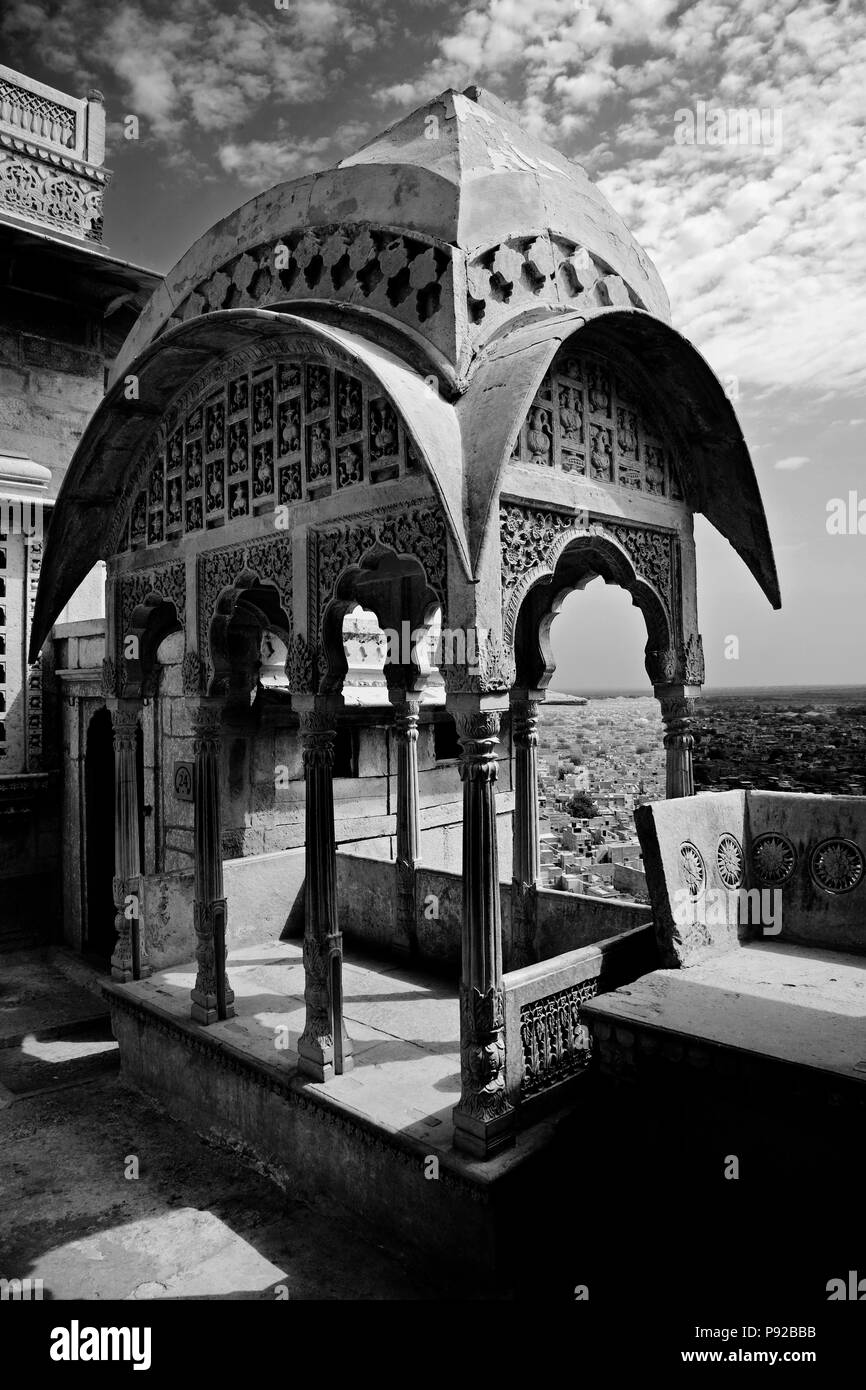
left=454, top=705, right=502, bottom=782
left=108, top=698, right=141, bottom=748
left=391, top=692, right=422, bottom=742
left=655, top=684, right=699, bottom=799
left=511, top=698, right=540, bottom=748
left=299, top=707, right=337, bottom=768
left=187, top=698, right=223, bottom=746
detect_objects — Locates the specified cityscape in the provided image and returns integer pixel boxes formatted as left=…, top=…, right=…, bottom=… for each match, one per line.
left=537, top=685, right=866, bottom=905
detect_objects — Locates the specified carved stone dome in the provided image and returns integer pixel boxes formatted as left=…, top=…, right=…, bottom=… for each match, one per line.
left=113, top=87, right=669, bottom=388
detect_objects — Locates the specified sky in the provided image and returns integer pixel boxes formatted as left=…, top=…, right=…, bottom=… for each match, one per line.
left=3, top=0, right=864, bottom=690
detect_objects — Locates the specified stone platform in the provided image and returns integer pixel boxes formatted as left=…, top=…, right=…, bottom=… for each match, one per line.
left=103, top=940, right=572, bottom=1291
left=583, top=941, right=866, bottom=1111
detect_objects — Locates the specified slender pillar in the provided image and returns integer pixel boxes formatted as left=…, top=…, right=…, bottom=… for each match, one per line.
left=110, top=701, right=148, bottom=982
left=391, top=689, right=422, bottom=958
left=452, top=702, right=514, bottom=1159
left=511, top=695, right=542, bottom=968
left=190, top=701, right=234, bottom=1024
left=658, top=688, right=697, bottom=798
left=297, top=704, right=353, bottom=1081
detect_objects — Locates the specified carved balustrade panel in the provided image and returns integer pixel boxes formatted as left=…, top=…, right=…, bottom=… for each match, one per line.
left=519, top=978, right=598, bottom=1098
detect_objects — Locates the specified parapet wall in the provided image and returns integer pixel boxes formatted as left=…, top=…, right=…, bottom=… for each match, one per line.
left=635, top=790, right=866, bottom=966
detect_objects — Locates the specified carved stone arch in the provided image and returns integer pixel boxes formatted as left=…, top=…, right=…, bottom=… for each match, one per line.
left=319, top=542, right=442, bottom=695
left=115, top=561, right=186, bottom=699
left=504, top=520, right=675, bottom=691
left=196, top=534, right=294, bottom=697
left=207, top=568, right=294, bottom=701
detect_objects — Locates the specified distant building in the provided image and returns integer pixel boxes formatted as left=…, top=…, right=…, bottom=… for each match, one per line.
left=0, top=62, right=159, bottom=942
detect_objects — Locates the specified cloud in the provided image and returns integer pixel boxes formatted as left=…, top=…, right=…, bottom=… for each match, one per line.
left=217, top=135, right=332, bottom=187
left=774, top=456, right=810, bottom=470
left=0, top=0, right=389, bottom=140
left=369, top=0, right=866, bottom=397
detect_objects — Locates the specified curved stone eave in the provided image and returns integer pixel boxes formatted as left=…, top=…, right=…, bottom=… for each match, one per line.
left=109, top=162, right=467, bottom=387
left=461, top=307, right=782, bottom=611
left=30, top=308, right=469, bottom=660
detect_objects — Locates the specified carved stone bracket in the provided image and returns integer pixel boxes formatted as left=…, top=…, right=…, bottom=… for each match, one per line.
left=101, top=656, right=117, bottom=698
left=646, top=632, right=704, bottom=687
left=286, top=633, right=322, bottom=695
left=441, top=632, right=516, bottom=696
left=181, top=651, right=202, bottom=697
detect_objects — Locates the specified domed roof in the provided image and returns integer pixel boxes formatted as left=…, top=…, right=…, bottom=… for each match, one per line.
left=340, top=86, right=667, bottom=315
left=112, top=86, right=669, bottom=387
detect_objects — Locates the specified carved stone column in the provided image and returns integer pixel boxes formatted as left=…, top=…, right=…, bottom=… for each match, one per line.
left=297, top=704, right=353, bottom=1081
left=110, top=700, right=148, bottom=982
left=658, top=688, right=697, bottom=799
left=451, top=701, right=514, bottom=1159
left=511, top=694, right=542, bottom=968
left=190, top=701, right=235, bottom=1024
left=390, top=690, right=422, bottom=958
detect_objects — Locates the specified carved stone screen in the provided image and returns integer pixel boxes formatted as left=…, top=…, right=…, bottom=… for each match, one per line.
left=511, top=349, right=684, bottom=500
left=115, top=354, right=421, bottom=557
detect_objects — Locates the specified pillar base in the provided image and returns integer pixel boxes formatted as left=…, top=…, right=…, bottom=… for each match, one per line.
left=298, top=1032, right=355, bottom=1082
left=190, top=986, right=236, bottom=1026
left=452, top=1108, right=516, bottom=1160
left=111, top=964, right=135, bottom=984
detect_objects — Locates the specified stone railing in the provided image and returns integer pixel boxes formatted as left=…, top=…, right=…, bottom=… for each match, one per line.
left=0, top=63, right=108, bottom=242
left=503, top=924, right=657, bottom=1110
left=334, top=852, right=651, bottom=969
